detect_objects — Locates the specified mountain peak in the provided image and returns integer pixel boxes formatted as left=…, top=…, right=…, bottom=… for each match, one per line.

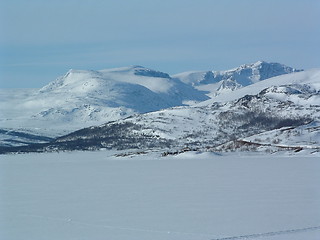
left=254, top=60, right=266, bottom=65
left=131, top=65, right=146, bottom=69
left=133, top=67, right=171, bottom=79
left=98, top=65, right=171, bottom=79
left=173, top=61, right=303, bottom=98
left=2, top=63, right=319, bottom=151
left=30, top=65, right=209, bottom=132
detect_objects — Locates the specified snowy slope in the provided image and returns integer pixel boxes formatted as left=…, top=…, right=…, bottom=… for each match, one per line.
left=199, top=68, right=320, bottom=105
left=5, top=69, right=319, bottom=154
left=0, top=62, right=298, bottom=139
left=0, top=63, right=315, bottom=150
left=1, top=152, right=320, bottom=240
left=174, top=61, right=301, bottom=97
left=243, top=121, right=320, bottom=150
left=0, top=66, right=208, bottom=146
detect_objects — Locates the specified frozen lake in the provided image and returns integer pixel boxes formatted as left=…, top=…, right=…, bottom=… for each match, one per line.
left=1, top=151, right=320, bottom=240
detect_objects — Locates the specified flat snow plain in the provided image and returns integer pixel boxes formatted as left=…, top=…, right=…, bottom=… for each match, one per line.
left=1, top=151, right=320, bottom=240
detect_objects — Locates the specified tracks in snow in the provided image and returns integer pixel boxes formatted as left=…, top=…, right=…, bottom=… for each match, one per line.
left=18, top=213, right=320, bottom=239
left=211, top=225, right=320, bottom=240
left=17, top=213, right=216, bottom=238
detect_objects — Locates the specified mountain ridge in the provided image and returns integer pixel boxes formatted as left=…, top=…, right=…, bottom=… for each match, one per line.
left=174, top=61, right=302, bottom=98
left=0, top=65, right=209, bottom=141
left=1, top=68, right=319, bottom=154
left=1, top=61, right=316, bottom=152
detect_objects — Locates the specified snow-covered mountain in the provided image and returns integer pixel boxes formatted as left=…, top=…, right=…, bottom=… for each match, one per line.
left=35, top=66, right=208, bottom=121
left=1, top=61, right=315, bottom=152
left=0, top=66, right=208, bottom=146
left=174, top=61, right=302, bottom=97
left=3, top=68, right=319, bottom=154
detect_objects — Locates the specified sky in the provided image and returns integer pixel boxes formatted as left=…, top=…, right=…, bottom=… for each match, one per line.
left=0, top=0, right=320, bottom=88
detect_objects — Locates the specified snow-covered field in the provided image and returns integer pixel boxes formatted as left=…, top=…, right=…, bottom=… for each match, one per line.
left=1, top=151, right=319, bottom=240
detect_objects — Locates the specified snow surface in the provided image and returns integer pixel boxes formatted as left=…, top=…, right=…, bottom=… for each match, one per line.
left=242, top=121, right=320, bottom=150
left=199, top=68, right=320, bottom=105
left=1, top=151, right=320, bottom=240
left=1, top=67, right=319, bottom=151
left=174, top=61, right=300, bottom=98
left=0, top=66, right=208, bottom=141
left=59, top=80, right=319, bottom=153
left=0, top=62, right=304, bottom=146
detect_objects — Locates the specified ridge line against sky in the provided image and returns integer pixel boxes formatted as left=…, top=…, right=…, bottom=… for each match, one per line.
left=0, top=0, right=320, bottom=88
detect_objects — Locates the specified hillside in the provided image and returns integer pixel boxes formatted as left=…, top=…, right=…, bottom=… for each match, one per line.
left=2, top=68, right=319, bottom=154
left=0, top=66, right=208, bottom=146
left=174, top=61, right=302, bottom=97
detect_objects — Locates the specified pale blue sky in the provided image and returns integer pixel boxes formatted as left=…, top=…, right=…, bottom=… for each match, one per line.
left=1, top=0, right=319, bottom=88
